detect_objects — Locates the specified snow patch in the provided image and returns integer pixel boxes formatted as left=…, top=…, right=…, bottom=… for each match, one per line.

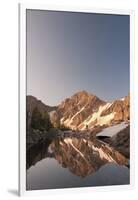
left=92, top=145, right=115, bottom=162
left=79, top=103, right=113, bottom=130
left=96, top=122, right=128, bottom=138
left=71, top=105, right=86, bottom=120
left=121, top=97, right=125, bottom=101
left=64, top=138, right=87, bottom=162
left=60, top=104, right=87, bottom=128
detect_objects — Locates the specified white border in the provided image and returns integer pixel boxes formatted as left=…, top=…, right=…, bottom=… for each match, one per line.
left=19, top=3, right=26, bottom=196
left=19, top=3, right=135, bottom=196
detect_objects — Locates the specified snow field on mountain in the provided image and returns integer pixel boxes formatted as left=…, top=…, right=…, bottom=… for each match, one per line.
left=96, top=122, right=128, bottom=138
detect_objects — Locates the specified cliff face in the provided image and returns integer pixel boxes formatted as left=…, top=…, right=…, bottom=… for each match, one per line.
left=57, top=91, right=105, bottom=129
left=26, top=92, right=130, bottom=131
left=100, top=96, right=130, bottom=122
left=57, top=92, right=130, bottom=130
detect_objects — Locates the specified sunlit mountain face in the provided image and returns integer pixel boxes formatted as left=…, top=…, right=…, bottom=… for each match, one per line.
left=57, top=91, right=130, bottom=130
left=27, top=91, right=130, bottom=133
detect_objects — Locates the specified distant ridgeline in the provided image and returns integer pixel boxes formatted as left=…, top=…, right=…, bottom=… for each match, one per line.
left=27, top=91, right=130, bottom=132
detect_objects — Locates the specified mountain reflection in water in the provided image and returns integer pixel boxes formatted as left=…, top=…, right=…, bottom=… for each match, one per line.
left=26, top=137, right=129, bottom=190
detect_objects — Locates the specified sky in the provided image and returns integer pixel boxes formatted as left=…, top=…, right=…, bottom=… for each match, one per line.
left=26, top=9, right=130, bottom=106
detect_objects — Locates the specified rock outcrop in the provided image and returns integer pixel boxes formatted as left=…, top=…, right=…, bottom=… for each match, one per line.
left=57, top=91, right=130, bottom=130
left=106, top=126, right=130, bottom=158
left=58, top=91, right=105, bottom=129
left=101, top=95, right=130, bottom=122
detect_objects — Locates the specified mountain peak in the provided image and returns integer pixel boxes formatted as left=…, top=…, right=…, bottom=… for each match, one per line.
left=58, top=90, right=105, bottom=129
left=72, top=90, right=94, bottom=97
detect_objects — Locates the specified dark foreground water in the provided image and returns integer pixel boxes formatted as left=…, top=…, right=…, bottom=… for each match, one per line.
left=26, top=137, right=129, bottom=190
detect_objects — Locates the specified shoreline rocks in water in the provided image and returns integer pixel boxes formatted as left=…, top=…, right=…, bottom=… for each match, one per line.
left=26, top=128, right=60, bottom=150
left=26, top=129, right=48, bottom=150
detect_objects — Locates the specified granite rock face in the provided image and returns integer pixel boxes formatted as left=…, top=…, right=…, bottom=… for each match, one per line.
left=108, top=126, right=130, bottom=158
left=58, top=91, right=105, bottom=129
left=26, top=92, right=130, bottom=132
left=101, top=96, right=130, bottom=122
left=57, top=91, right=130, bottom=130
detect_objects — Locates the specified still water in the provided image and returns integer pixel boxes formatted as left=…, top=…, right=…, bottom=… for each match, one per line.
left=26, top=137, right=129, bottom=190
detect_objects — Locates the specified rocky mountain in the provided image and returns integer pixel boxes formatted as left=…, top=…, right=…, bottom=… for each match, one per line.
left=57, top=91, right=105, bottom=130
left=26, top=91, right=130, bottom=131
left=26, top=95, right=56, bottom=115
left=106, top=125, right=130, bottom=158
left=57, top=91, right=130, bottom=130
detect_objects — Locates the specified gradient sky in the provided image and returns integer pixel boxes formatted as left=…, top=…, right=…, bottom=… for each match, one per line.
left=26, top=9, right=130, bottom=106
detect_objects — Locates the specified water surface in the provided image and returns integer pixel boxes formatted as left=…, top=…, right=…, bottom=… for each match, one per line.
left=26, top=137, right=129, bottom=190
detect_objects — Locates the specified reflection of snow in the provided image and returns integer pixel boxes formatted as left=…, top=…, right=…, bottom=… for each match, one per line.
left=64, top=138, right=87, bottom=162
left=88, top=143, right=115, bottom=163
left=64, top=138, right=116, bottom=163
left=96, top=122, right=128, bottom=138
left=99, top=148, right=115, bottom=162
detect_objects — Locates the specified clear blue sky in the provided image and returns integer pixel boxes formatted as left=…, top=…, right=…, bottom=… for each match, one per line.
left=27, top=9, right=130, bottom=106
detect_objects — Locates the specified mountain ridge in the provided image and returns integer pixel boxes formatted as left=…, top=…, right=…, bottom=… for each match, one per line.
left=27, top=91, right=129, bottom=131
